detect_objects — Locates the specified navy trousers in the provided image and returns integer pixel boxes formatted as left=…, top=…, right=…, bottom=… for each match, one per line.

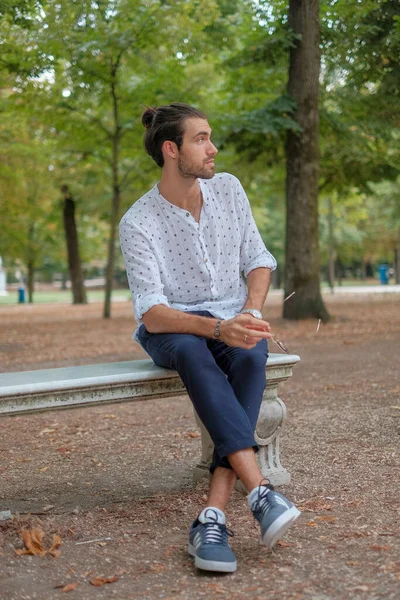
left=137, top=312, right=269, bottom=473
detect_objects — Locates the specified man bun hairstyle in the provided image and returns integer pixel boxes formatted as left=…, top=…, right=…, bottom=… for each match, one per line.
left=142, top=102, right=207, bottom=167
left=142, top=107, right=157, bottom=130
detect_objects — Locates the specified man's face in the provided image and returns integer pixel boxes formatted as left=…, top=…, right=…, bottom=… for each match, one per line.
left=177, top=118, right=218, bottom=180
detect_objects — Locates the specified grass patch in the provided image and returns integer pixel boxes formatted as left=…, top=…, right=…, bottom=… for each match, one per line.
left=0, top=289, right=130, bottom=305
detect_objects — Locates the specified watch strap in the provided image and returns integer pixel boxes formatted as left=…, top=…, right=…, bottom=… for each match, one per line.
left=240, top=309, right=263, bottom=319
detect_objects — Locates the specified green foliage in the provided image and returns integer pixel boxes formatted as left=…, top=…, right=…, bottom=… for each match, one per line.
left=0, top=0, right=399, bottom=296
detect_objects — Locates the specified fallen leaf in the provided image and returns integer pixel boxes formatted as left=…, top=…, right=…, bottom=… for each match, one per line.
left=206, top=583, right=225, bottom=593
left=148, top=564, right=165, bottom=573
left=315, top=516, right=337, bottom=523
left=370, top=544, right=391, bottom=551
left=90, top=576, right=118, bottom=587
left=342, top=531, right=367, bottom=539
left=298, top=499, right=332, bottom=512
left=184, top=431, right=201, bottom=438
left=16, top=528, right=46, bottom=557
left=38, top=466, right=50, bottom=473
left=62, top=583, right=78, bottom=592
left=56, top=447, right=71, bottom=455
left=352, top=585, right=370, bottom=592
left=39, top=428, right=57, bottom=435
left=15, top=528, right=62, bottom=558
left=276, top=540, right=296, bottom=547
left=305, top=521, right=317, bottom=527
left=49, top=534, right=62, bottom=558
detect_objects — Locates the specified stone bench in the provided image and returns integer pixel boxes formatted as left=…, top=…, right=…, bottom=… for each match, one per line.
left=0, top=354, right=300, bottom=486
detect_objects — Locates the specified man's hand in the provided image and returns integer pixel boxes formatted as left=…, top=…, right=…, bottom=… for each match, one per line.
left=219, top=314, right=272, bottom=349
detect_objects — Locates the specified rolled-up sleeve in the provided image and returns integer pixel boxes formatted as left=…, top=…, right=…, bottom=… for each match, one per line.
left=119, top=218, right=170, bottom=322
left=234, top=178, right=277, bottom=276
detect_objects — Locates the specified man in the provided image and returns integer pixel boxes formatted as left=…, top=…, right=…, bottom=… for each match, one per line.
left=120, top=103, right=299, bottom=573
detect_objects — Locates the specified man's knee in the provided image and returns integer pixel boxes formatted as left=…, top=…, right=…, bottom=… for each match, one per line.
left=234, top=349, right=267, bottom=373
left=173, top=335, right=209, bottom=365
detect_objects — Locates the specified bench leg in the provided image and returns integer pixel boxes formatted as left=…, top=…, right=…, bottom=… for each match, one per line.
left=192, top=382, right=291, bottom=488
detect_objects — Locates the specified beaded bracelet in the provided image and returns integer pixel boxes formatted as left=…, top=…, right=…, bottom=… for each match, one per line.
left=213, top=319, right=222, bottom=339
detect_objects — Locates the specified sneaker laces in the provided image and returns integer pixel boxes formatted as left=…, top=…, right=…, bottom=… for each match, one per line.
left=251, top=482, right=275, bottom=521
left=201, top=514, right=234, bottom=546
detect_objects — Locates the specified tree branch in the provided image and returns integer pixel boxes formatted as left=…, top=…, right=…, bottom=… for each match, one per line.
left=61, top=103, right=112, bottom=138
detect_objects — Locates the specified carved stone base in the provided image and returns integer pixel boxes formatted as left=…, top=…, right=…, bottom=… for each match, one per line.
left=192, top=354, right=299, bottom=490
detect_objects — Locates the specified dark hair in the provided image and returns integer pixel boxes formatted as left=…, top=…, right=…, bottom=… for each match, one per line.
left=142, top=103, right=207, bottom=167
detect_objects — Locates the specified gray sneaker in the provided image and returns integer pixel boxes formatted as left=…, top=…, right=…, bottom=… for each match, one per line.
left=188, top=508, right=237, bottom=573
left=250, top=484, right=300, bottom=549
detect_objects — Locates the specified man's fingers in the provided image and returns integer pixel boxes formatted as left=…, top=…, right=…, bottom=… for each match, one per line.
left=243, top=327, right=272, bottom=339
left=236, top=314, right=271, bottom=332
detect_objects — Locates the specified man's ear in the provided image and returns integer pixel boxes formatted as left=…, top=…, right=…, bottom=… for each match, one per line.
left=162, top=140, right=178, bottom=160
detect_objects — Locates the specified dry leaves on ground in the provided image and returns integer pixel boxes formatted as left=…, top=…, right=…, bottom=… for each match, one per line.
left=298, top=498, right=333, bottom=512
left=61, top=583, right=79, bottom=593
left=90, top=576, right=119, bottom=586
left=15, top=527, right=62, bottom=558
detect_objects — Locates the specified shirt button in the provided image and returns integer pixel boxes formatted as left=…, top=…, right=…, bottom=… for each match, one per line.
left=186, top=212, right=190, bottom=217
left=204, top=258, right=208, bottom=263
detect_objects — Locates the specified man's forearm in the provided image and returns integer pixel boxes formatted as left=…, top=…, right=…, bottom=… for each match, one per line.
left=141, top=298, right=273, bottom=349
left=242, top=267, right=272, bottom=312
left=142, top=304, right=218, bottom=337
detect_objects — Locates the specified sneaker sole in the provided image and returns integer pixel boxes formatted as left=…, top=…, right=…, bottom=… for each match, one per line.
left=188, top=543, right=237, bottom=573
left=261, top=506, right=301, bottom=549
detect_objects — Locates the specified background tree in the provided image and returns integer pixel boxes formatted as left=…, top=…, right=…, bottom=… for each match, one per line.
left=61, top=184, right=87, bottom=304
left=284, top=0, right=329, bottom=320
left=0, top=116, right=60, bottom=301
left=1, top=0, right=399, bottom=316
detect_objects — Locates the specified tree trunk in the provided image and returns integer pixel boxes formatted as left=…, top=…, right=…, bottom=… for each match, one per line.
left=27, top=259, right=34, bottom=303
left=61, top=185, right=87, bottom=304
left=283, top=0, right=329, bottom=321
left=395, top=246, right=400, bottom=284
left=103, top=72, right=121, bottom=319
left=26, top=222, right=35, bottom=303
left=103, top=176, right=120, bottom=318
left=328, top=196, right=335, bottom=293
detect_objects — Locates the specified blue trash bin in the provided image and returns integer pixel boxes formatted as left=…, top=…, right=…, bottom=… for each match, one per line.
left=378, top=264, right=389, bottom=285
left=18, top=286, right=25, bottom=303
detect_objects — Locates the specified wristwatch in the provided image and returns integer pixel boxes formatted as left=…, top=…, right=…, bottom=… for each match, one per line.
left=241, top=308, right=263, bottom=319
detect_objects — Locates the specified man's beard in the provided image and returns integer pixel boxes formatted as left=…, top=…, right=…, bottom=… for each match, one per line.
left=178, top=153, right=215, bottom=180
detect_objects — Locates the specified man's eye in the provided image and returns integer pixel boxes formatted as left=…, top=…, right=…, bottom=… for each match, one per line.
left=198, top=137, right=205, bottom=143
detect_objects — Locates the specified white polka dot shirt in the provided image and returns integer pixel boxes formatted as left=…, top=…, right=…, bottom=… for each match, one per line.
left=119, top=172, right=276, bottom=338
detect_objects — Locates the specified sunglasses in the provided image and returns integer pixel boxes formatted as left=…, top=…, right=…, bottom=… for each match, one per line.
left=270, top=332, right=289, bottom=354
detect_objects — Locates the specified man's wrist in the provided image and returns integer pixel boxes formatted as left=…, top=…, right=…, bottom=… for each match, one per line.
left=213, top=319, right=223, bottom=338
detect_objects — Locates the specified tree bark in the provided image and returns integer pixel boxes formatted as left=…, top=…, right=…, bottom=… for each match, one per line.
left=103, top=69, right=121, bottom=319
left=61, top=185, right=87, bottom=304
left=27, top=259, right=34, bottom=303
left=328, top=196, right=335, bottom=293
left=395, top=246, right=400, bottom=284
left=283, top=0, right=329, bottom=321
left=26, top=222, right=35, bottom=303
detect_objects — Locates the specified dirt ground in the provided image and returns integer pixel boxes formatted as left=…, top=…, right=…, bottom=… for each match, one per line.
left=0, top=293, right=399, bottom=600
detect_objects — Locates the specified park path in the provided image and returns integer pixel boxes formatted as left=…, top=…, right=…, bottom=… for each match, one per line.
left=0, top=293, right=399, bottom=599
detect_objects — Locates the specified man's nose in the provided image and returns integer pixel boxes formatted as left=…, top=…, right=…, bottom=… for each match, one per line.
left=208, top=141, right=218, bottom=155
